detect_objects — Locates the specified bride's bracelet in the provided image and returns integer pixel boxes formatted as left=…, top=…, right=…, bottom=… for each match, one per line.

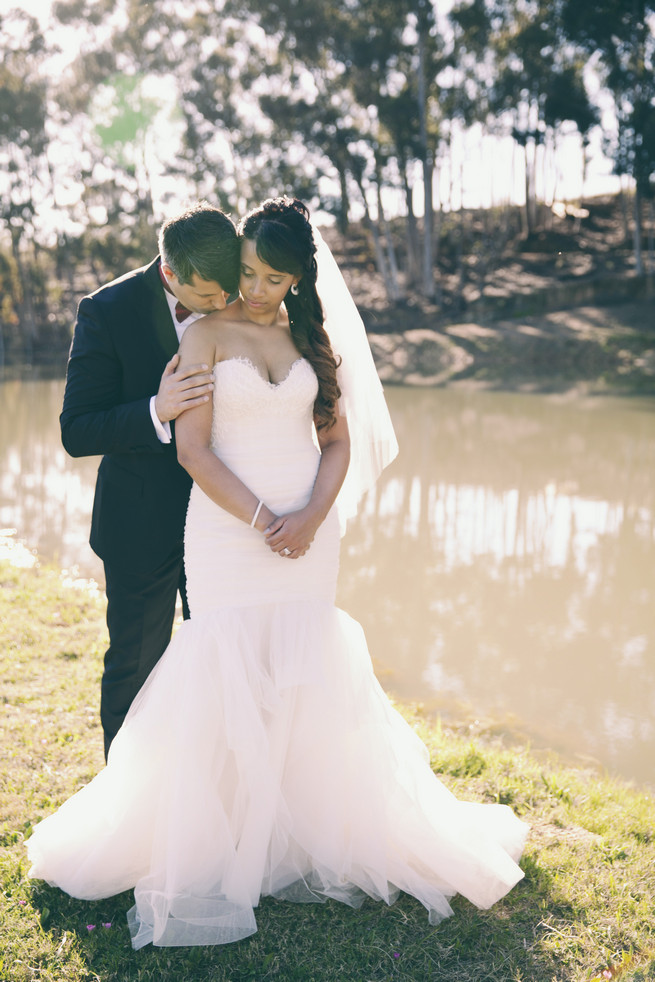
left=250, top=499, right=264, bottom=528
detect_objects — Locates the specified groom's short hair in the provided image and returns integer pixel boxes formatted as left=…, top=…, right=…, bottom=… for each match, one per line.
left=159, top=202, right=240, bottom=293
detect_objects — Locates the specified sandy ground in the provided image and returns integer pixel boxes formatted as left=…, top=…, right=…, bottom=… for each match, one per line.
left=367, top=299, right=655, bottom=394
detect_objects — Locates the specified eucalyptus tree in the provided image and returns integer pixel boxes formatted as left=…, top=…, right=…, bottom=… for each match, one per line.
left=561, top=0, right=655, bottom=273
left=215, top=0, right=398, bottom=297
left=0, top=8, right=50, bottom=356
left=341, top=0, right=449, bottom=299
left=228, top=0, right=452, bottom=299
left=449, top=0, right=499, bottom=206
left=51, top=0, right=184, bottom=245
left=176, top=7, right=330, bottom=216
left=480, top=0, right=597, bottom=237
left=321, top=0, right=449, bottom=300
left=50, top=0, right=318, bottom=260
left=220, top=0, right=376, bottom=228
left=257, top=85, right=364, bottom=233
left=376, top=87, right=424, bottom=287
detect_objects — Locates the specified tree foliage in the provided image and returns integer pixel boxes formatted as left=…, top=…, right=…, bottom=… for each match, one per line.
left=0, top=0, right=652, bottom=356
left=562, top=0, right=655, bottom=271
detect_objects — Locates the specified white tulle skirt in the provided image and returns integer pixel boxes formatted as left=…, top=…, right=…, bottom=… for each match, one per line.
left=27, top=596, right=527, bottom=948
left=28, top=403, right=528, bottom=948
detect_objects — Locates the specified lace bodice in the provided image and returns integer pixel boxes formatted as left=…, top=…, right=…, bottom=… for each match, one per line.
left=211, top=357, right=318, bottom=446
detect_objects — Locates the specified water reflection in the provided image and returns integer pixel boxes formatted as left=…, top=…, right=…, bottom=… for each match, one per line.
left=0, top=379, right=653, bottom=788
left=0, top=379, right=100, bottom=572
left=338, top=388, right=655, bottom=789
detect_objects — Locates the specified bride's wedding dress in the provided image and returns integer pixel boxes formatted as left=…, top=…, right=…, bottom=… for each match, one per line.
left=28, top=356, right=528, bottom=948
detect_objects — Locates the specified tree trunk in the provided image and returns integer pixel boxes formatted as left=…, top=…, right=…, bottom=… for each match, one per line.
left=336, top=161, right=350, bottom=234
left=374, top=162, right=402, bottom=301
left=523, top=142, right=534, bottom=237
left=353, top=174, right=394, bottom=302
left=10, top=229, right=37, bottom=362
left=619, top=180, right=631, bottom=243
left=402, top=164, right=420, bottom=288
left=417, top=26, right=435, bottom=299
left=634, top=186, right=644, bottom=276
left=382, top=212, right=402, bottom=301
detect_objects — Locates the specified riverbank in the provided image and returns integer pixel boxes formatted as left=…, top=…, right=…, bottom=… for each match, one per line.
left=7, top=193, right=654, bottom=397
left=20, top=296, right=652, bottom=395
left=367, top=297, right=655, bottom=394
left=1, top=557, right=654, bottom=982
left=324, top=197, right=655, bottom=394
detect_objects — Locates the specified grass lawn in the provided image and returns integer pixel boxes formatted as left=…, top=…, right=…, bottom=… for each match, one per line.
left=1, top=556, right=654, bottom=982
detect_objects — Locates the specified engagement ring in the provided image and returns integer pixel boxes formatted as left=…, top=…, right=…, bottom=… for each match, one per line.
left=281, top=548, right=291, bottom=556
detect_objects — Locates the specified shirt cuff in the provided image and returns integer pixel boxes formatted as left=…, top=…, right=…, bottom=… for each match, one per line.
left=150, top=395, right=171, bottom=444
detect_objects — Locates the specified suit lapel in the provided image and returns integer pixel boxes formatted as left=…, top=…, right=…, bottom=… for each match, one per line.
left=142, top=258, right=179, bottom=359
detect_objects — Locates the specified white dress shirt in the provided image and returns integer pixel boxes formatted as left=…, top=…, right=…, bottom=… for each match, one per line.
left=149, top=291, right=205, bottom=444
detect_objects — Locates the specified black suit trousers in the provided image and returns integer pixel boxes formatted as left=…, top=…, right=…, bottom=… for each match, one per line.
left=101, top=543, right=189, bottom=760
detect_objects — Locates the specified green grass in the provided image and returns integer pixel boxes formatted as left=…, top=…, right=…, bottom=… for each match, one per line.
left=1, top=559, right=654, bottom=982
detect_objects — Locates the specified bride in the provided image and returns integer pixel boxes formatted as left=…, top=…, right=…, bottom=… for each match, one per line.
left=27, top=197, right=528, bottom=949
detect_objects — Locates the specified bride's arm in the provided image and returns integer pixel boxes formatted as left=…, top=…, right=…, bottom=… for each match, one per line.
left=174, top=323, right=277, bottom=532
left=264, top=412, right=350, bottom=554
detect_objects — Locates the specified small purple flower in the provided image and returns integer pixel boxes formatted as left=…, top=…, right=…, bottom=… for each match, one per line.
left=102, top=922, right=112, bottom=929
left=18, top=900, right=27, bottom=906
left=393, top=952, right=400, bottom=959
left=86, top=924, right=95, bottom=931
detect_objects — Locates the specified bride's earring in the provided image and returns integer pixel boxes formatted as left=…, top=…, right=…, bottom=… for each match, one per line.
left=290, top=283, right=299, bottom=295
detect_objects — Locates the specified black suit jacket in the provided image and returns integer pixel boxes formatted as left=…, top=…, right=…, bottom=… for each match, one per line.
left=61, top=258, right=193, bottom=573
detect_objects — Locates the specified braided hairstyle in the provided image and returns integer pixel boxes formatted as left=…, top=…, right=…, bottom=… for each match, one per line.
left=238, top=197, right=341, bottom=431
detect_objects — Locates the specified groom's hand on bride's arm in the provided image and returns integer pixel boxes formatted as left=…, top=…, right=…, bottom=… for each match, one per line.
left=155, top=354, right=215, bottom=423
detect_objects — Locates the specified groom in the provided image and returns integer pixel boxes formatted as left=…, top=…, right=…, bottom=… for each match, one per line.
left=61, top=202, right=240, bottom=759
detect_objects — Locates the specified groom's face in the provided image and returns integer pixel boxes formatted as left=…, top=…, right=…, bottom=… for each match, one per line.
left=162, top=264, right=230, bottom=314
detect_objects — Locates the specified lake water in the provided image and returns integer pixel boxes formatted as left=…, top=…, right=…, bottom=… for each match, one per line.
left=1, top=378, right=654, bottom=789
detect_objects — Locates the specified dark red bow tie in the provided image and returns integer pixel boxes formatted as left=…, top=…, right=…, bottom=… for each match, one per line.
left=175, top=301, right=193, bottom=323
left=158, top=262, right=193, bottom=323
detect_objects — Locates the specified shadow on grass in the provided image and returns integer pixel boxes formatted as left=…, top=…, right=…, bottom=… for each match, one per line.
left=27, top=850, right=573, bottom=982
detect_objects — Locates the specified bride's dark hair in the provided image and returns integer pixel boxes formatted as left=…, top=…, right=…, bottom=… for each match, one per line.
left=237, top=196, right=341, bottom=431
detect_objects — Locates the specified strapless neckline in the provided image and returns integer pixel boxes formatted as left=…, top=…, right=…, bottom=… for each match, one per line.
left=214, top=356, right=307, bottom=388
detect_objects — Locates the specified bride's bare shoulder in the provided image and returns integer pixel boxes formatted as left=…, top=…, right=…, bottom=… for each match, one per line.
left=177, top=317, right=219, bottom=367
left=179, top=303, right=244, bottom=359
